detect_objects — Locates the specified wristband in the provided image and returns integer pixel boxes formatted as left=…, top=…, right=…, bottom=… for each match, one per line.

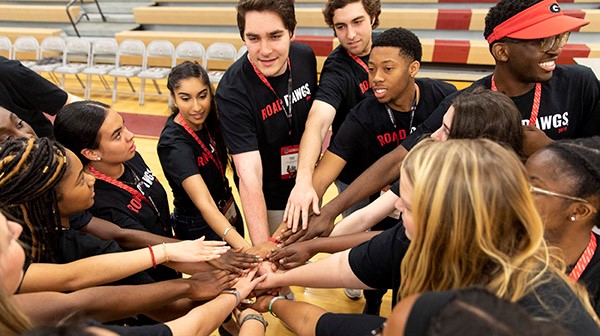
left=221, top=288, right=241, bottom=306
left=162, top=242, right=169, bottom=263
left=222, top=226, right=235, bottom=241
left=240, top=313, right=268, bottom=331
left=148, top=245, right=157, bottom=268
left=268, top=295, right=285, bottom=317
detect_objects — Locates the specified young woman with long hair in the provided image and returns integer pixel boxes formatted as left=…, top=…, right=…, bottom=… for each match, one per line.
left=258, top=139, right=599, bottom=335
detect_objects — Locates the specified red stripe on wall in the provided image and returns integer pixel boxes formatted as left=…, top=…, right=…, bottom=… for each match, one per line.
left=436, top=9, right=472, bottom=30
left=432, top=40, right=470, bottom=64
left=295, top=35, right=334, bottom=57
left=557, top=44, right=591, bottom=65
left=438, top=0, right=495, bottom=3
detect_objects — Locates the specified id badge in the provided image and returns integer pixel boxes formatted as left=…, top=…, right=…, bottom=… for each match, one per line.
left=280, top=144, right=299, bottom=180
left=221, top=197, right=238, bottom=225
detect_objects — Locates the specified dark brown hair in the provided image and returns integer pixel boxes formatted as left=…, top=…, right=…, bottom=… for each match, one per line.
left=236, top=0, right=296, bottom=40
left=322, top=0, right=381, bottom=29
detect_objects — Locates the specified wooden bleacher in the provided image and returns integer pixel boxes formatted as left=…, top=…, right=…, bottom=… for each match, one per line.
left=0, top=27, right=62, bottom=42
left=0, top=4, right=80, bottom=23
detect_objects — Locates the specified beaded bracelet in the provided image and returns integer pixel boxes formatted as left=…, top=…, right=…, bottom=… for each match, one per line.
left=268, top=295, right=286, bottom=317
left=240, top=313, right=268, bottom=331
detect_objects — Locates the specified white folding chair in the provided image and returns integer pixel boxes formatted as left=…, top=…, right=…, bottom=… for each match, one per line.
left=11, top=36, right=40, bottom=68
left=137, top=40, right=175, bottom=105
left=0, top=36, right=11, bottom=59
left=31, top=36, right=65, bottom=85
left=236, top=45, right=247, bottom=60
left=108, top=39, right=145, bottom=103
left=175, top=41, right=206, bottom=68
left=82, top=39, right=118, bottom=99
left=54, top=38, right=91, bottom=92
left=206, top=42, right=237, bottom=84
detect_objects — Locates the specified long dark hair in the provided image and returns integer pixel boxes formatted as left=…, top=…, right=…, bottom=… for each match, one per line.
left=167, top=61, right=229, bottom=170
left=54, top=101, right=111, bottom=166
left=0, top=138, right=68, bottom=263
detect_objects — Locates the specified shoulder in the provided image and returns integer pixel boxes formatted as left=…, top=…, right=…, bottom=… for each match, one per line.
left=291, top=42, right=316, bottom=58
left=416, top=78, right=457, bottom=95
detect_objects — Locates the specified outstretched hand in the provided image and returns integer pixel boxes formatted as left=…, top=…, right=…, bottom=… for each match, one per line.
left=165, top=237, right=230, bottom=263
left=207, top=248, right=260, bottom=275
left=284, top=181, right=321, bottom=232
left=188, top=269, right=238, bottom=300
left=268, top=241, right=315, bottom=269
left=281, top=213, right=335, bottom=246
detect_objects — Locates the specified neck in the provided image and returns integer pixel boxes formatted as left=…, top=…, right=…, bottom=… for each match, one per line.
left=354, top=39, right=372, bottom=57
left=89, top=161, right=125, bottom=179
left=389, top=82, right=418, bottom=112
left=60, top=215, right=70, bottom=228
left=493, top=69, right=536, bottom=97
left=548, top=226, right=593, bottom=266
left=175, top=114, right=203, bottom=131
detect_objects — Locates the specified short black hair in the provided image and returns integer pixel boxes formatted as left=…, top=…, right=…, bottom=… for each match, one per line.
left=484, top=0, right=543, bottom=40
left=372, top=27, right=422, bottom=62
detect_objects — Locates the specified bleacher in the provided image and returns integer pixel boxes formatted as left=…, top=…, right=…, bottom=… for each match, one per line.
left=1, top=0, right=599, bottom=101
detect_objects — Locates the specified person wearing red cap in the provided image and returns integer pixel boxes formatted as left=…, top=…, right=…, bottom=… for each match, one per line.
left=285, top=0, right=600, bottom=245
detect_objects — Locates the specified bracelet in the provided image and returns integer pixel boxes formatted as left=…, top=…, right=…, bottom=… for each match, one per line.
left=268, top=237, right=282, bottom=244
left=148, top=245, right=157, bottom=268
left=162, top=242, right=169, bottom=263
left=221, top=288, right=241, bottom=306
left=268, top=295, right=285, bottom=317
left=222, top=226, right=235, bottom=241
left=240, top=313, right=268, bottom=331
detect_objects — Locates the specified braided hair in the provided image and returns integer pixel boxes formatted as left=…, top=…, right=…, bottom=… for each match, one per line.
left=0, top=138, right=68, bottom=263
left=544, top=136, right=600, bottom=227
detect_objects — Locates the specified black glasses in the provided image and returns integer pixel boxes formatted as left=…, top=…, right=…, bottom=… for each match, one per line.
left=501, top=32, right=570, bottom=53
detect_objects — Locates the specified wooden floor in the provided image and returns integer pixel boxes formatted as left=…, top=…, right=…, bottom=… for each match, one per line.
left=49, top=75, right=393, bottom=335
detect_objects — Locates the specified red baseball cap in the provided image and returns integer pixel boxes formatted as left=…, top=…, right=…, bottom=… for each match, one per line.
left=487, top=0, right=589, bottom=44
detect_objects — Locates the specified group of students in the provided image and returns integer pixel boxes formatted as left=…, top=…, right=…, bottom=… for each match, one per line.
left=0, top=0, right=599, bottom=335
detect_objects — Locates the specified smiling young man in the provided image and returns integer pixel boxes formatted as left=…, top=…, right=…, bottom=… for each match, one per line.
left=284, top=0, right=381, bottom=232
left=216, top=0, right=318, bottom=245
left=292, top=0, right=599, bottom=244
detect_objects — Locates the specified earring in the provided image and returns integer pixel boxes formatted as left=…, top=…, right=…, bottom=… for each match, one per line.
left=96, top=157, right=101, bottom=161
left=570, top=216, right=576, bottom=221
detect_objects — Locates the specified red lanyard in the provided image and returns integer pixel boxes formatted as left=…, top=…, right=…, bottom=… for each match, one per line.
left=248, top=55, right=293, bottom=133
left=347, top=50, right=368, bottom=73
left=569, top=231, right=597, bottom=281
left=491, top=75, right=541, bottom=127
left=87, top=164, right=157, bottom=214
left=175, top=113, right=225, bottom=181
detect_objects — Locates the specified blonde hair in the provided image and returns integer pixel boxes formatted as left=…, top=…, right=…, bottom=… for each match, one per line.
left=0, top=287, right=32, bottom=335
left=399, top=139, right=597, bottom=321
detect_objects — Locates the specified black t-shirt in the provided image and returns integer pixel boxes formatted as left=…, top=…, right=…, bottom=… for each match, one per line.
left=348, top=225, right=600, bottom=336
left=158, top=115, right=234, bottom=216
left=314, top=45, right=373, bottom=184
left=329, top=78, right=456, bottom=184
left=576, top=232, right=600, bottom=316
left=315, top=313, right=385, bottom=336
left=217, top=43, right=318, bottom=210
left=87, top=319, right=173, bottom=336
left=402, top=65, right=600, bottom=151
left=0, top=56, right=67, bottom=138
left=69, top=211, right=93, bottom=230
left=89, top=152, right=172, bottom=237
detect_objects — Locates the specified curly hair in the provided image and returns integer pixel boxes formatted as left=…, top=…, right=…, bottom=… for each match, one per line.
left=484, top=0, right=543, bottom=40
left=0, top=138, right=68, bottom=262
left=322, top=0, right=381, bottom=29
left=372, top=27, right=422, bottom=62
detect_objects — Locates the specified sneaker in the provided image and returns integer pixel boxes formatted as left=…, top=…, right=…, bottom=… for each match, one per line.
left=343, top=288, right=363, bottom=300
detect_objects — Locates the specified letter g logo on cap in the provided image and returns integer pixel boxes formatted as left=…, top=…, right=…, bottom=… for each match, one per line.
left=549, top=3, right=560, bottom=13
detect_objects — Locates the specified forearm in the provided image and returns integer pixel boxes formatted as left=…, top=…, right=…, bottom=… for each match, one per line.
left=239, top=180, right=270, bottom=244
left=312, top=152, right=346, bottom=199
left=321, top=146, right=406, bottom=218
left=165, top=293, right=239, bottom=336
left=21, top=244, right=171, bottom=292
left=330, top=191, right=398, bottom=237
left=271, top=300, right=327, bottom=336
left=82, top=216, right=178, bottom=250
left=304, top=232, right=380, bottom=255
left=16, top=279, right=193, bottom=324
left=271, top=250, right=368, bottom=289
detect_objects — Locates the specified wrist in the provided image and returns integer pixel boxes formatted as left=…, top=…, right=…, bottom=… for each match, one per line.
left=240, top=313, right=267, bottom=331
left=268, top=295, right=286, bottom=317
left=220, top=288, right=241, bottom=306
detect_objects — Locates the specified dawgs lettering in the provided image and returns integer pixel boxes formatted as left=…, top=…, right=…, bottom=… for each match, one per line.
left=523, top=112, right=569, bottom=133
left=126, top=168, right=155, bottom=214
left=261, top=83, right=312, bottom=120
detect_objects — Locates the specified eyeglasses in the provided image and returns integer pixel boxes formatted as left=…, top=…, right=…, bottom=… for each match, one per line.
left=529, top=185, right=589, bottom=204
left=501, top=32, right=571, bottom=53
